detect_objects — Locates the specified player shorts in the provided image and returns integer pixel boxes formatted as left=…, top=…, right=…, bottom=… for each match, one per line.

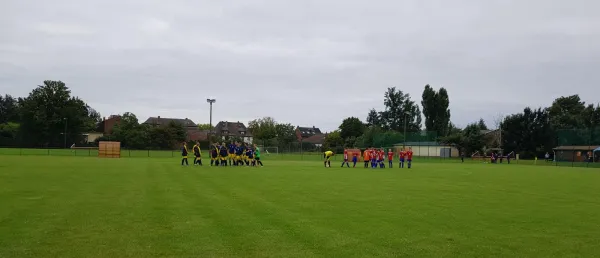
left=407, top=159, right=412, bottom=162
left=400, top=158, right=404, bottom=162
left=325, top=156, right=331, bottom=161
left=255, top=157, right=261, bottom=161
left=229, top=154, right=235, bottom=159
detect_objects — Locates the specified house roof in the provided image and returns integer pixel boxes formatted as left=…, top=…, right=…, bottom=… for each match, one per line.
left=297, top=126, right=322, bottom=137
left=215, top=121, right=252, bottom=137
left=553, top=145, right=600, bottom=151
left=143, top=117, right=196, bottom=127
left=303, top=134, right=326, bottom=144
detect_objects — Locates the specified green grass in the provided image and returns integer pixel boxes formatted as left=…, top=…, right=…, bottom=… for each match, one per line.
left=1, top=155, right=600, bottom=257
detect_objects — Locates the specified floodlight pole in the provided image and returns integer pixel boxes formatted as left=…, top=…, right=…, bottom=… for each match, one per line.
left=207, top=99, right=216, bottom=143
left=63, top=118, right=68, bottom=148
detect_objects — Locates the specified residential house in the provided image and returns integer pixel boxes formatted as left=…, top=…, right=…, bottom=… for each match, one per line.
left=143, top=116, right=207, bottom=142
left=96, top=115, right=121, bottom=135
left=143, top=116, right=197, bottom=128
left=296, top=126, right=323, bottom=141
left=215, top=121, right=253, bottom=144
left=303, top=133, right=326, bottom=148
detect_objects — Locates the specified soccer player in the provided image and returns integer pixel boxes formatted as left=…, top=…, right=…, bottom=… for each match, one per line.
left=210, top=143, right=219, bottom=166
left=323, top=150, right=334, bottom=167
left=219, top=143, right=228, bottom=166
left=181, top=142, right=189, bottom=166
left=193, top=141, right=202, bottom=166
left=254, top=144, right=264, bottom=167
left=406, top=147, right=414, bottom=168
left=371, top=148, right=378, bottom=168
left=387, top=149, right=394, bottom=168
left=399, top=148, right=406, bottom=168
left=228, top=141, right=236, bottom=166
left=378, top=149, right=385, bottom=168
left=352, top=152, right=358, bottom=167
left=235, top=143, right=244, bottom=166
left=363, top=149, right=370, bottom=168
left=246, top=147, right=254, bottom=166
left=341, top=150, right=350, bottom=167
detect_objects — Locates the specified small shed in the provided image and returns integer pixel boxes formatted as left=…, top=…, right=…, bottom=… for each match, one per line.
left=553, top=145, right=599, bottom=162
left=394, top=141, right=459, bottom=158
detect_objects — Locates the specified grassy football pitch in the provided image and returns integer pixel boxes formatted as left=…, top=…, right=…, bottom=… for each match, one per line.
left=1, top=155, right=600, bottom=257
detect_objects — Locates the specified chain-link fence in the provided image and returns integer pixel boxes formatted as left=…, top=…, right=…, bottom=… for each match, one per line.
left=554, top=128, right=600, bottom=168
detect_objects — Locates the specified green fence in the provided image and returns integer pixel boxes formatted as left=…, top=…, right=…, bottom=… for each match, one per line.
left=554, top=128, right=600, bottom=168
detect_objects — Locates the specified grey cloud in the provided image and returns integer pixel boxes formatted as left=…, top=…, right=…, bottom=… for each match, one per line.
left=1, top=0, right=599, bottom=131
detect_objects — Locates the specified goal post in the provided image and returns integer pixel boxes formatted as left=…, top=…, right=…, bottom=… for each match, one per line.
left=258, top=146, right=278, bottom=155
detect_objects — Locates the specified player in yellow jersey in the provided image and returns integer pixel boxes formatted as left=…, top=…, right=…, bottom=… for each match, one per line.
left=181, top=142, right=189, bottom=166
left=323, top=150, right=334, bottom=167
left=193, top=141, right=202, bottom=166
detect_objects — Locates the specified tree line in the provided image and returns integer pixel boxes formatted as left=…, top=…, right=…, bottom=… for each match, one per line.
left=2, top=81, right=599, bottom=156
left=0, top=81, right=191, bottom=149
left=321, top=86, right=600, bottom=158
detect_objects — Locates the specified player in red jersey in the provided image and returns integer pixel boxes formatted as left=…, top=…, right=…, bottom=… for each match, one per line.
left=387, top=149, right=394, bottom=168
left=341, top=150, right=350, bottom=167
left=399, top=149, right=406, bottom=168
left=370, top=148, right=377, bottom=168
left=406, top=147, right=414, bottom=168
left=378, top=149, right=385, bottom=168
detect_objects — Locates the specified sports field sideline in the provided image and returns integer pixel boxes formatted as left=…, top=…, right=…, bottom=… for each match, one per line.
left=1, top=154, right=600, bottom=257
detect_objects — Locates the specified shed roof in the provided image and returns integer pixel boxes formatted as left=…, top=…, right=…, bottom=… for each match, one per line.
left=553, top=145, right=600, bottom=151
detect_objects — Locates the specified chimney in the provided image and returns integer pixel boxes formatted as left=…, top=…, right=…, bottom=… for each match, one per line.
left=157, top=116, right=161, bottom=119
left=103, top=117, right=106, bottom=121
left=313, top=126, right=315, bottom=129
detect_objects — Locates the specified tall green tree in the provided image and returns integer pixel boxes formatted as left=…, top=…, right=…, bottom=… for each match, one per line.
left=197, top=124, right=212, bottom=131
left=547, top=95, right=586, bottom=129
left=275, top=123, right=296, bottom=146
left=477, top=118, right=488, bottom=131
left=0, top=94, right=20, bottom=123
left=366, top=109, right=382, bottom=127
left=501, top=107, right=553, bottom=158
left=377, top=87, right=421, bottom=132
left=421, top=85, right=451, bottom=136
left=248, top=117, right=277, bottom=145
left=339, top=117, right=365, bottom=140
left=323, top=130, right=344, bottom=153
left=19, top=80, right=100, bottom=147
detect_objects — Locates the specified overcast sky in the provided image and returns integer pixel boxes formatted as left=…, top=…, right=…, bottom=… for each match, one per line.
left=1, top=0, right=599, bottom=132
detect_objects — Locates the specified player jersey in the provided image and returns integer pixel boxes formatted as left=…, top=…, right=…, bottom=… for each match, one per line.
left=343, top=152, right=348, bottom=160
left=193, top=145, right=200, bottom=155
left=255, top=147, right=261, bottom=158
left=181, top=145, right=188, bottom=156
left=363, top=151, right=370, bottom=160
left=246, top=149, right=254, bottom=158
left=228, top=144, right=236, bottom=153
left=407, top=151, right=413, bottom=160
left=399, top=151, right=406, bottom=159
left=387, top=151, right=393, bottom=160
left=324, top=151, right=334, bottom=157
left=378, top=152, right=384, bottom=160
left=235, top=146, right=243, bottom=155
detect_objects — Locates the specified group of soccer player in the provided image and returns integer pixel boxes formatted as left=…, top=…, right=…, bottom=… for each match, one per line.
left=326, top=147, right=413, bottom=168
left=180, top=141, right=264, bottom=167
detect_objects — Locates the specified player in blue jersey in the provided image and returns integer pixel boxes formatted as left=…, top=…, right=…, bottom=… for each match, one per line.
left=228, top=141, right=236, bottom=166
